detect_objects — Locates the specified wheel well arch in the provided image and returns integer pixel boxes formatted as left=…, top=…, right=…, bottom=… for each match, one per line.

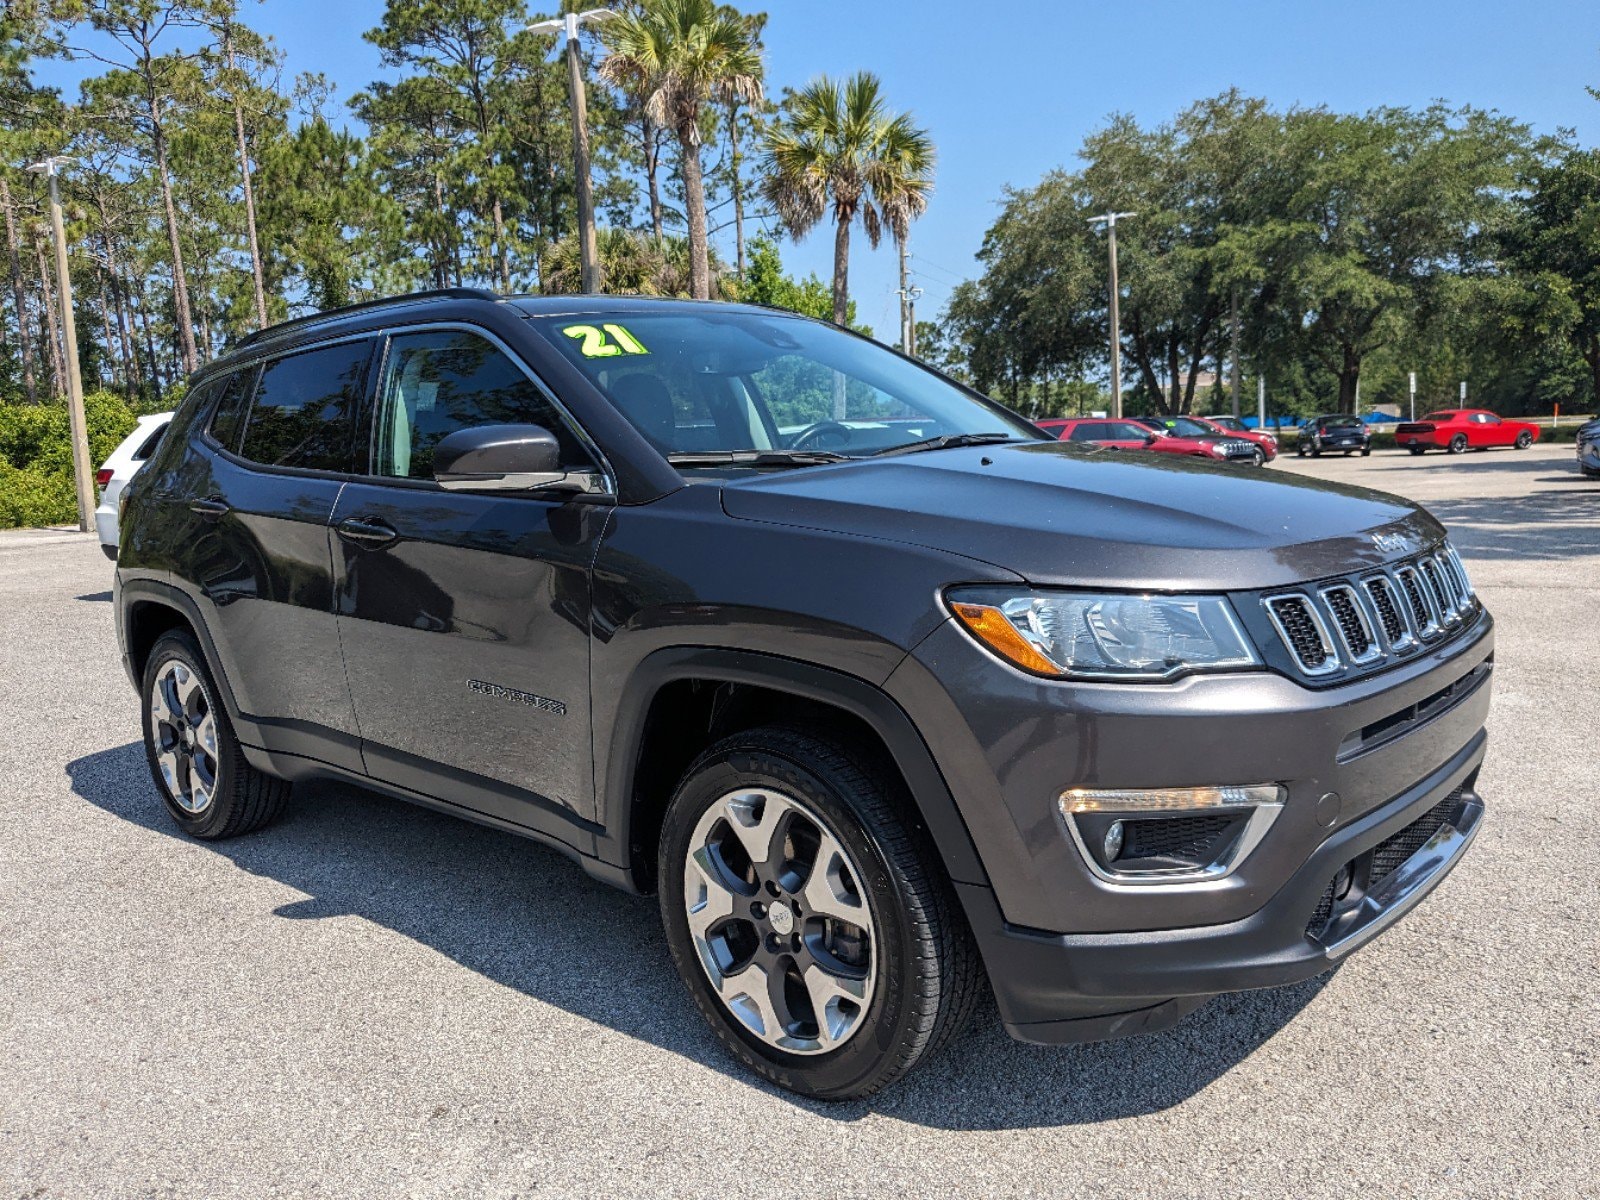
left=124, top=597, right=196, bottom=682
left=603, top=649, right=989, bottom=896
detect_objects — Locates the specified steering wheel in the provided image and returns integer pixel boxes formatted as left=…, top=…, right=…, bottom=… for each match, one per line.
left=789, top=420, right=852, bottom=451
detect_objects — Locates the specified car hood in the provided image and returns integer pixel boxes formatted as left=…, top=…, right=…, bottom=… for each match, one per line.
left=718, top=441, right=1443, bottom=590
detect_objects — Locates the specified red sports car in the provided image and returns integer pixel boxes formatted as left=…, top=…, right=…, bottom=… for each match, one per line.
left=1395, top=409, right=1541, bottom=455
left=1041, top=417, right=1241, bottom=461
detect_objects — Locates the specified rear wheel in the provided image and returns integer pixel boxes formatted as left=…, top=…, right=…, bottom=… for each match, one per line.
left=1449, top=433, right=1469, bottom=455
left=1409, top=446, right=1426, bottom=456
left=141, top=630, right=290, bottom=839
left=1515, top=430, right=1533, bottom=449
left=658, top=726, right=981, bottom=1100
left=1360, top=446, right=1371, bottom=456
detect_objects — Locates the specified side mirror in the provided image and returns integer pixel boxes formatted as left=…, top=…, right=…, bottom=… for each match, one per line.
left=433, top=424, right=590, bottom=493
left=1143, top=431, right=1160, bottom=444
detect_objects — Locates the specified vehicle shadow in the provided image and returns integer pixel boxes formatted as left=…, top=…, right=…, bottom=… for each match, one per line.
left=76, top=591, right=112, bottom=602
left=67, top=741, right=1331, bottom=1131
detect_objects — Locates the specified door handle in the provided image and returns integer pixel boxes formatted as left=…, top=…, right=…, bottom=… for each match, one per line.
left=189, top=495, right=230, bottom=518
left=336, top=516, right=400, bottom=547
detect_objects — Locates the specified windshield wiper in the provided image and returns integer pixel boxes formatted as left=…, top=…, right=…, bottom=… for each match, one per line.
left=666, top=449, right=849, bottom=467
left=867, top=432, right=1027, bottom=458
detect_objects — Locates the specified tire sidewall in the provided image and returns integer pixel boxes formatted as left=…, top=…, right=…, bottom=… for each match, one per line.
left=658, top=741, right=921, bottom=1099
left=140, top=631, right=235, bottom=838
left=1515, top=431, right=1533, bottom=449
left=1449, top=434, right=1468, bottom=454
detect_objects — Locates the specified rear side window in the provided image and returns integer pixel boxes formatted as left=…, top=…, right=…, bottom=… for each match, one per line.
left=207, top=370, right=254, bottom=452
left=239, top=341, right=370, bottom=472
left=372, top=329, right=586, bottom=480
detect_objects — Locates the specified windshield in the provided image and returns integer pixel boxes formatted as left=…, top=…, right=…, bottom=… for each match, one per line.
left=1157, top=417, right=1215, bottom=438
left=528, top=311, right=1040, bottom=460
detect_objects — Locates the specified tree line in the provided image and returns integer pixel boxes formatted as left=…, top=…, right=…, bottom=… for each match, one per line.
left=0, top=0, right=933, bottom=406
left=935, top=90, right=1600, bottom=419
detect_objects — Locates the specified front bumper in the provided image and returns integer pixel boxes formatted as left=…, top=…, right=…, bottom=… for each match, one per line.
left=959, top=735, right=1484, bottom=1043
left=885, top=602, right=1494, bottom=1043
left=1579, top=440, right=1600, bottom=474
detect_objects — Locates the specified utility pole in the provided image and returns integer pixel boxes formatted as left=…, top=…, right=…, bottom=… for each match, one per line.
left=1409, top=371, right=1416, bottom=422
left=1257, top=374, right=1266, bottom=430
left=1088, top=211, right=1136, bottom=419
left=28, top=156, right=94, bottom=532
left=895, top=238, right=923, bottom=355
left=1229, top=287, right=1242, bottom=420
left=528, top=9, right=615, bottom=294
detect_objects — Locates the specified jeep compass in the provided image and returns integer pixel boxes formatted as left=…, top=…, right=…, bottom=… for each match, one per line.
left=114, top=291, right=1492, bottom=1099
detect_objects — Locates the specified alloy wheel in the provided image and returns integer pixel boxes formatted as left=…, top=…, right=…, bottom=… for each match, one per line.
left=149, top=659, right=219, bottom=814
left=683, top=787, right=877, bottom=1055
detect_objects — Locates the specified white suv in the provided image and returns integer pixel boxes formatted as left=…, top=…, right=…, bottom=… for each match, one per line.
left=95, top=413, right=171, bottom=560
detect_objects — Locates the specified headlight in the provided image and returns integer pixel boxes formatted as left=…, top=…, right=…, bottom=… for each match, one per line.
left=1207, top=443, right=1228, bottom=457
left=947, top=589, right=1260, bottom=680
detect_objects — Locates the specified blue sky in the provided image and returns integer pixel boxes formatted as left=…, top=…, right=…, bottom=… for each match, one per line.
left=34, top=0, right=1600, bottom=337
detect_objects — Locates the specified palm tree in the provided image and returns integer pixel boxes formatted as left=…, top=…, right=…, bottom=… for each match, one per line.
left=761, top=71, right=935, bottom=328
left=599, top=0, right=762, bottom=300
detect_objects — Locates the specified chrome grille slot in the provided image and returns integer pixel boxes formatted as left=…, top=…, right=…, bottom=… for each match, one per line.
left=1264, top=595, right=1338, bottom=675
left=1362, top=575, right=1415, bottom=651
left=1419, top=556, right=1458, bottom=624
left=1444, top=544, right=1474, bottom=600
left=1394, top=564, right=1441, bottom=638
left=1319, top=583, right=1382, bottom=664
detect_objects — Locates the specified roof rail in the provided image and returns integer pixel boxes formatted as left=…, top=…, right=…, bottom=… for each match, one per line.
left=235, top=287, right=504, bottom=351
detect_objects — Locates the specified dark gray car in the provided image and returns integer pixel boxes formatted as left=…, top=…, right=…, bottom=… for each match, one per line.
left=114, top=291, right=1491, bottom=1099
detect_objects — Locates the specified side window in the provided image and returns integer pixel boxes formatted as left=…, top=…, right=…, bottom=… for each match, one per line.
left=238, top=341, right=369, bottom=472
left=1067, top=423, right=1099, bottom=442
left=133, top=422, right=168, bottom=461
left=373, top=329, right=587, bottom=480
left=203, top=373, right=246, bottom=451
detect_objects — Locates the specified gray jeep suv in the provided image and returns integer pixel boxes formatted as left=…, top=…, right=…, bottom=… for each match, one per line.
left=114, top=291, right=1492, bottom=1099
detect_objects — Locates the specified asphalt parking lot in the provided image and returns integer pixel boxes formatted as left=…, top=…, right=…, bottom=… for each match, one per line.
left=2, top=443, right=1596, bottom=1199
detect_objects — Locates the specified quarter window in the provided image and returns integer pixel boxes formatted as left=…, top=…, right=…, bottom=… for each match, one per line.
left=238, top=341, right=369, bottom=471
left=204, top=370, right=254, bottom=453
left=372, top=329, right=586, bottom=480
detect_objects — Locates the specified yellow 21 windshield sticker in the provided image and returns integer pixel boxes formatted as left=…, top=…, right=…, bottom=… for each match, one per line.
left=562, top=323, right=649, bottom=358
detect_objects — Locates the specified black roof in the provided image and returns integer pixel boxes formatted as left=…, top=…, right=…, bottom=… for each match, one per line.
left=233, top=288, right=793, bottom=356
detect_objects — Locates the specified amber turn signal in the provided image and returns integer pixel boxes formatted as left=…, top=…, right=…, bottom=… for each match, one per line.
left=949, top=601, right=1063, bottom=677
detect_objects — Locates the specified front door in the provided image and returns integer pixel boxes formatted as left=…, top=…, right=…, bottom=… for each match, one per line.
left=331, top=325, right=611, bottom=835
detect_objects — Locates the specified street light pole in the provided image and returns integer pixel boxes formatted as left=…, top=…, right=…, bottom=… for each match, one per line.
left=528, top=8, right=614, bottom=294
left=1088, top=211, right=1136, bottom=419
left=28, top=156, right=94, bottom=533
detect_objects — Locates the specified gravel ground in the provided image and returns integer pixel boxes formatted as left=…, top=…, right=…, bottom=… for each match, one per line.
left=2, top=444, right=1596, bottom=1199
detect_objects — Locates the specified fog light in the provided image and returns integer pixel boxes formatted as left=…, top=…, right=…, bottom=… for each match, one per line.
left=1059, top=784, right=1286, bottom=886
left=1103, top=820, right=1125, bottom=862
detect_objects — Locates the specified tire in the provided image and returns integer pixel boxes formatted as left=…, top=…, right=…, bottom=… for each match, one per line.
left=1250, top=446, right=1266, bottom=467
left=140, top=629, right=290, bottom=839
left=1360, top=446, right=1371, bottom=457
left=1409, top=446, right=1426, bottom=456
left=1311, top=446, right=1322, bottom=457
left=1448, top=434, right=1469, bottom=455
left=658, top=725, right=982, bottom=1100
left=1515, top=430, right=1533, bottom=449
left=1295, top=442, right=1306, bottom=458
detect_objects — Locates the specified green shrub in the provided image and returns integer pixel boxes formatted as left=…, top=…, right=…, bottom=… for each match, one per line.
left=0, top=391, right=139, bottom=529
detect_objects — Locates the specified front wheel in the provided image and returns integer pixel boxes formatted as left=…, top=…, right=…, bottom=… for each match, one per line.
left=1449, top=434, right=1469, bottom=455
left=1250, top=446, right=1266, bottom=467
left=658, top=727, right=981, bottom=1100
left=1360, top=446, right=1371, bottom=457
left=1515, top=430, right=1533, bottom=449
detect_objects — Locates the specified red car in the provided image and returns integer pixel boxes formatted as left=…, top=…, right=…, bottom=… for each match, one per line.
left=1041, top=417, right=1243, bottom=461
left=1395, top=409, right=1541, bottom=455
left=1193, top=415, right=1279, bottom=461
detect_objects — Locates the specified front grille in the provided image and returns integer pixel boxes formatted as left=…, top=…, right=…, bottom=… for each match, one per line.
left=1265, top=595, right=1336, bottom=674
left=1264, top=541, right=1477, bottom=681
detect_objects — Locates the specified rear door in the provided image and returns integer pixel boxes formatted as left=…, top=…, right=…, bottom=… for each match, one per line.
left=331, top=324, right=611, bottom=834
left=183, top=338, right=373, bottom=769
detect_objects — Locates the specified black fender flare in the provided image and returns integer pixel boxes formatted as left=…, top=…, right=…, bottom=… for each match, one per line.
left=597, top=646, right=991, bottom=890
